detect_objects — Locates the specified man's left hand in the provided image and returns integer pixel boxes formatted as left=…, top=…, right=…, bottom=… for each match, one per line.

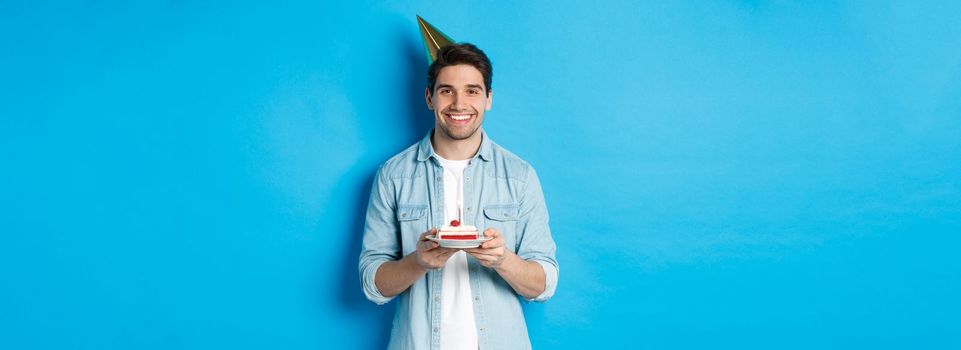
left=464, top=228, right=508, bottom=268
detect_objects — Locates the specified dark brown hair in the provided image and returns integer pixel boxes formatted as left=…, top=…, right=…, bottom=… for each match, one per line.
left=427, top=43, right=493, bottom=96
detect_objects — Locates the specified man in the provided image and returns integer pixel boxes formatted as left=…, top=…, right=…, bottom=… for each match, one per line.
left=359, top=43, right=558, bottom=350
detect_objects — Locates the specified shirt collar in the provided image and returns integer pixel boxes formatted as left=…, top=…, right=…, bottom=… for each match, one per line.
left=416, top=128, right=493, bottom=162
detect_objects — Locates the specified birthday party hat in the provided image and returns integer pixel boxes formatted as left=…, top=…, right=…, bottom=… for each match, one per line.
left=417, top=15, right=456, bottom=65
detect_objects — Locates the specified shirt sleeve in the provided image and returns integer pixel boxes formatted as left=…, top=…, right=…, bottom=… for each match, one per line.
left=515, top=167, right=559, bottom=302
left=358, top=165, right=402, bottom=305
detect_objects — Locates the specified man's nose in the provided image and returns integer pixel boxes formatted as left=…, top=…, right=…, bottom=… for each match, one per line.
left=450, top=92, right=467, bottom=110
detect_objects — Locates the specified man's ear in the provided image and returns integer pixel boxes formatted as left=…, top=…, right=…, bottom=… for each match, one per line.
left=485, top=89, right=493, bottom=111
left=425, top=87, right=434, bottom=110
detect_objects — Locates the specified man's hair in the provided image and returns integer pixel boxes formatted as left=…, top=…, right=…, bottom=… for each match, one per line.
left=427, top=43, right=493, bottom=96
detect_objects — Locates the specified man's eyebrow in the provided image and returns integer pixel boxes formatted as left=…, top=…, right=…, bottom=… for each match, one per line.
left=434, top=83, right=486, bottom=91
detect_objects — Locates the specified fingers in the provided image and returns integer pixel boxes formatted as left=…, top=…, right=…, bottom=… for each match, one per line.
left=419, top=239, right=442, bottom=252
left=418, top=228, right=440, bottom=251
left=432, top=246, right=455, bottom=254
left=419, top=240, right=438, bottom=251
left=428, top=248, right=459, bottom=267
left=480, top=228, right=503, bottom=248
left=464, top=235, right=508, bottom=267
left=417, top=246, right=459, bottom=270
left=420, top=228, right=438, bottom=241
left=467, top=239, right=503, bottom=252
left=464, top=249, right=501, bottom=262
left=463, top=247, right=487, bottom=254
left=438, top=248, right=458, bottom=259
left=464, top=250, right=495, bottom=259
left=465, top=251, right=503, bottom=267
left=480, top=238, right=503, bottom=249
left=481, top=237, right=503, bottom=249
left=420, top=239, right=455, bottom=254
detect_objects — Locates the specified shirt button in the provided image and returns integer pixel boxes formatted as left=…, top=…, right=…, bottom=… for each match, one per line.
left=467, top=207, right=472, bottom=211
left=479, top=327, right=485, bottom=332
left=433, top=327, right=439, bottom=333
left=466, top=177, right=471, bottom=181
left=434, top=296, right=440, bottom=302
left=474, top=297, right=480, bottom=301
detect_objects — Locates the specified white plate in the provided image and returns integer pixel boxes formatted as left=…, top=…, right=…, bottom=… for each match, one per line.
left=426, top=235, right=492, bottom=248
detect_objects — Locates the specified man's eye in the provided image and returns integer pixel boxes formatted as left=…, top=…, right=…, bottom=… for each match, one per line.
left=468, top=90, right=479, bottom=95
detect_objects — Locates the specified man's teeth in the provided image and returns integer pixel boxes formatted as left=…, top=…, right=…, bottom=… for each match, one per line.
left=448, top=114, right=471, bottom=121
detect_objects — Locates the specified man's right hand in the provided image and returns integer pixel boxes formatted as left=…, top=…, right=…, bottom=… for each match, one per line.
left=414, top=228, right=457, bottom=270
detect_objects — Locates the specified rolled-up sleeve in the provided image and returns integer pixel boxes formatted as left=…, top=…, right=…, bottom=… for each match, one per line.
left=358, top=166, right=401, bottom=305
left=515, top=168, right=559, bottom=302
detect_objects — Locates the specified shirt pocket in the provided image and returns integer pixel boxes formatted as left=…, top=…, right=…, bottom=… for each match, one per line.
left=483, top=204, right=520, bottom=253
left=397, top=204, right=428, bottom=222
left=396, top=204, right=428, bottom=254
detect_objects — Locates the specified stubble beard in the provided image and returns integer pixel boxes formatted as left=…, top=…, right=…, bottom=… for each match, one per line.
left=439, top=122, right=480, bottom=141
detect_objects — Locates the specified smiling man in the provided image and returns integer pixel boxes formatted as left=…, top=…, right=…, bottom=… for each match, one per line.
left=359, top=43, right=559, bottom=350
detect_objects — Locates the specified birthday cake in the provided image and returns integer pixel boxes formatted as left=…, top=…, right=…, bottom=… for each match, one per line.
left=438, top=220, right=479, bottom=240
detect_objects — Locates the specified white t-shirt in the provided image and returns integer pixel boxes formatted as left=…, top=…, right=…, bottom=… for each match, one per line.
left=435, top=155, right=478, bottom=350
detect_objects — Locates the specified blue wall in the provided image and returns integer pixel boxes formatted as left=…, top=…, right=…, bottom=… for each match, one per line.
left=2, top=1, right=959, bottom=349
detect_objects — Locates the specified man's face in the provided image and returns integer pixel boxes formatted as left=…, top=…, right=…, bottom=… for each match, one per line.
left=426, top=64, right=492, bottom=141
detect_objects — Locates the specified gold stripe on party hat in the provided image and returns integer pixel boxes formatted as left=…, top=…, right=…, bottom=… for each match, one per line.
left=417, top=15, right=456, bottom=65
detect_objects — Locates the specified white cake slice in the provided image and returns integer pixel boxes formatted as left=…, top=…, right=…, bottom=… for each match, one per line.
left=438, top=220, right=479, bottom=240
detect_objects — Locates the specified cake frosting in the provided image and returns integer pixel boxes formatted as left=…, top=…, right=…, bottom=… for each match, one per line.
left=438, top=220, right=479, bottom=240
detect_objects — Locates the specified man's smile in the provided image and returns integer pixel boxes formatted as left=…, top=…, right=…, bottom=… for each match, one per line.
left=444, top=112, right=475, bottom=125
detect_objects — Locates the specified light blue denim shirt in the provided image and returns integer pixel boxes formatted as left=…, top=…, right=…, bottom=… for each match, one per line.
left=359, top=129, right=559, bottom=350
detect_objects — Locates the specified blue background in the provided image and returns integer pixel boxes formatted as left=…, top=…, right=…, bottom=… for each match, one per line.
left=2, top=1, right=960, bottom=349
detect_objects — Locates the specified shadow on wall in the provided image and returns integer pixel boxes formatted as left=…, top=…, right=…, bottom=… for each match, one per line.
left=331, top=15, right=435, bottom=349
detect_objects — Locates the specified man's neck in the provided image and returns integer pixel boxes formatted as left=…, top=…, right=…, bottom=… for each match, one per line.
left=431, top=129, right=482, bottom=161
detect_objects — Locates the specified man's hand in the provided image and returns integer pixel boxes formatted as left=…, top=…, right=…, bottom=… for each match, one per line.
left=464, top=228, right=547, bottom=299
left=374, top=228, right=457, bottom=298
left=415, top=228, right=458, bottom=270
left=464, top=228, right=508, bottom=268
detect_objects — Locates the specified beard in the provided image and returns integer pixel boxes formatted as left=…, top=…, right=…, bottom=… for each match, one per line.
left=437, top=121, right=481, bottom=141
